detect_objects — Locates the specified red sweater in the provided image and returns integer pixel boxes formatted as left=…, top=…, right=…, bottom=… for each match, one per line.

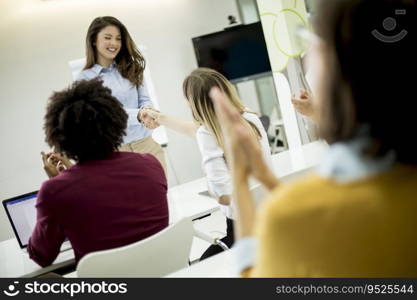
left=28, top=152, right=168, bottom=267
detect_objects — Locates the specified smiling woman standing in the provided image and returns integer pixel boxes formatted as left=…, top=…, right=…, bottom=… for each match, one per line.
left=77, top=16, right=166, bottom=173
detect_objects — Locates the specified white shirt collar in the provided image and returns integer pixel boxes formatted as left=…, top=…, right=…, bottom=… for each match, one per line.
left=92, top=62, right=116, bottom=75
left=317, top=128, right=396, bottom=183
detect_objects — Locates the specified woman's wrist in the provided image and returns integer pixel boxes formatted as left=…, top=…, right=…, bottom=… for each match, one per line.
left=137, top=108, right=144, bottom=123
left=157, top=112, right=167, bottom=124
left=232, top=164, right=250, bottom=182
left=258, top=170, right=279, bottom=191
left=253, top=160, right=279, bottom=191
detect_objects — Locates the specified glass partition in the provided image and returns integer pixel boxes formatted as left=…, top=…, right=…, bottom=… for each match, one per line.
left=232, top=0, right=319, bottom=154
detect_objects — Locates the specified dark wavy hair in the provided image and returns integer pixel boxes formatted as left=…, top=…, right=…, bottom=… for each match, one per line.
left=84, top=16, right=145, bottom=87
left=44, top=78, right=127, bottom=162
left=316, top=0, right=417, bottom=164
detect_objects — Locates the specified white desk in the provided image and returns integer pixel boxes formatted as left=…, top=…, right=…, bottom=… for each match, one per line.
left=271, top=140, right=327, bottom=178
left=0, top=239, right=75, bottom=278
left=167, top=248, right=239, bottom=278
left=167, top=177, right=219, bottom=224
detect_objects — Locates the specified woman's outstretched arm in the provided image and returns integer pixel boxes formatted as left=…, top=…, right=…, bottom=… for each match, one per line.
left=142, top=108, right=199, bottom=137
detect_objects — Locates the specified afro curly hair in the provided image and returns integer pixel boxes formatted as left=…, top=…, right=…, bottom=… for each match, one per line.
left=44, top=78, right=127, bottom=162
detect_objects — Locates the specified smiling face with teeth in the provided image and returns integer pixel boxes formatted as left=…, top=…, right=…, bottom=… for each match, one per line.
left=85, top=16, right=145, bottom=87
left=95, top=25, right=122, bottom=67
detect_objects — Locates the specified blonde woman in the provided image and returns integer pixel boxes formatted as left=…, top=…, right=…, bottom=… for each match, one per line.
left=145, top=68, right=272, bottom=259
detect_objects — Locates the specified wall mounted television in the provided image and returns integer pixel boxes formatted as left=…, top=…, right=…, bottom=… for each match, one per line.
left=192, top=22, right=272, bottom=83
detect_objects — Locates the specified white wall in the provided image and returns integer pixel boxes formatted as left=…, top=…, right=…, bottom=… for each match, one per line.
left=0, top=0, right=239, bottom=241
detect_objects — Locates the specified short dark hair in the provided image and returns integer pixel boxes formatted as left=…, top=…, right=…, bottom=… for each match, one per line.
left=44, top=78, right=127, bottom=162
left=316, top=0, right=417, bottom=164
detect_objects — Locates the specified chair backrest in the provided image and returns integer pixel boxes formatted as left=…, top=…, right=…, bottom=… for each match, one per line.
left=76, top=217, right=194, bottom=277
left=68, top=58, right=86, bottom=81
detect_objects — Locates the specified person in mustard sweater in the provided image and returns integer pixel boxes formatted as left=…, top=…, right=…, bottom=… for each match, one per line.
left=210, top=0, right=417, bottom=277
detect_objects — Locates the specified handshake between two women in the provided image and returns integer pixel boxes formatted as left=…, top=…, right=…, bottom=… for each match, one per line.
left=138, top=107, right=163, bottom=130
left=138, top=88, right=315, bottom=131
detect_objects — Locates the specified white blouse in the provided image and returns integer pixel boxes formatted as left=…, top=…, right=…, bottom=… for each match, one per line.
left=196, top=111, right=272, bottom=219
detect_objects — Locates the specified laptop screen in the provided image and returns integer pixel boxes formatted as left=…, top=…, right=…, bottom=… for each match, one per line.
left=2, top=192, right=37, bottom=248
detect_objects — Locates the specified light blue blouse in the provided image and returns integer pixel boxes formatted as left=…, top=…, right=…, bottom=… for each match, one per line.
left=77, top=63, right=153, bottom=144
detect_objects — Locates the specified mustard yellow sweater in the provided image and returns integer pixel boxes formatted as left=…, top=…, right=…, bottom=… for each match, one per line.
left=246, top=166, right=417, bottom=277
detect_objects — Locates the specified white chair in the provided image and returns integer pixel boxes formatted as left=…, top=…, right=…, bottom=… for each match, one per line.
left=68, top=57, right=86, bottom=80
left=76, top=217, right=194, bottom=277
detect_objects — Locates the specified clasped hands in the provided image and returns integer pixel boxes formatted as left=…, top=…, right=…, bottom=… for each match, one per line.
left=41, top=152, right=73, bottom=178
left=209, top=88, right=279, bottom=191
left=138, top=107, right=162, bottom=130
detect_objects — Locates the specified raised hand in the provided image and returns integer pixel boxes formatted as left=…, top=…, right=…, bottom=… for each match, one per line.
left=291, top=89, right=314, bottom=117
left=41, top=152, right=73, bottom=178
left=41, top=152, right=60, bottom=178
left=52, top=153, right=73, bottom=170
left=209, top=87, right=279, bottom=239
left=209, top=87, right=278, bottom=190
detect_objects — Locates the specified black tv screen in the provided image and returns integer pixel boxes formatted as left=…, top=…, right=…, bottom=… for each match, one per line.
left=192, top=22, right=272, bottom=82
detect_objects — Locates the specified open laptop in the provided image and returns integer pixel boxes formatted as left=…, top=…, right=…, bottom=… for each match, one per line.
left=2, top=191, right=72, bottom=253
